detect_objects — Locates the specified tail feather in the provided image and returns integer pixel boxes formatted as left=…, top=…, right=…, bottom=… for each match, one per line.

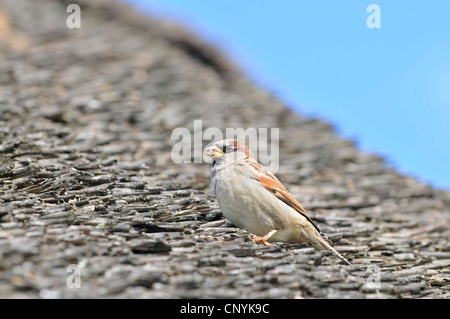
left=311, top=233, right=351, bottom=266
left=322, top=240, right=351, bottom=266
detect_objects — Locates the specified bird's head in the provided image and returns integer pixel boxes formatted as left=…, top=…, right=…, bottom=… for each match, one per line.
left=204, top=139, right=255, bottom=164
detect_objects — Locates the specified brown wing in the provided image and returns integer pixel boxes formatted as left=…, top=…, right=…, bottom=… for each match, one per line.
left=256, top=167, right=321, bottom=233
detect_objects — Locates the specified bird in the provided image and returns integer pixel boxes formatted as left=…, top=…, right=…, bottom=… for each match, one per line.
left=204, top=139, right=350, bottom=265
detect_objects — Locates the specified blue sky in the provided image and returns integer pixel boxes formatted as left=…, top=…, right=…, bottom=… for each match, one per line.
left=122, top=0, right=450, bottom=190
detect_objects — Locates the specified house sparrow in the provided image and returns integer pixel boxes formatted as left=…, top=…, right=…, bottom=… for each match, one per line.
left=204, top=139, right=350, bottom=265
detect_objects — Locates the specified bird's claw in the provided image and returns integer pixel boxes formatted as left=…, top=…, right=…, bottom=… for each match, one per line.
left=251, top=235, right=274, bottom=246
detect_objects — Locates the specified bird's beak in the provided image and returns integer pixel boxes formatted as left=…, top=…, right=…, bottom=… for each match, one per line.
left=204, top=146, right=224, bottom=159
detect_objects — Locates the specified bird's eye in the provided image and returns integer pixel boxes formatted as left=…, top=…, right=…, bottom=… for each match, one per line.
left=221, top=145, right=237, bottom=153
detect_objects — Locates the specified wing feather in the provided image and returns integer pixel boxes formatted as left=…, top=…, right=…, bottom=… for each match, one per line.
left=256, top=168, right=321, bottom=233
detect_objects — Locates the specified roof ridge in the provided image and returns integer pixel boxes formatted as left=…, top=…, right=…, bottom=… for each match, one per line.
left=76, top=0, right=240, bottom=79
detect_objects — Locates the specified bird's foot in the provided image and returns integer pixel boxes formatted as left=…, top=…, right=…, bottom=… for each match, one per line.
left=251, top=235, right=274, bottom=246
left=251, top=229, right=278, bottom=247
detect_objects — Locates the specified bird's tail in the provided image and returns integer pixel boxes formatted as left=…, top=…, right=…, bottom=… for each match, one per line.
left=310, top=232, right=351, bottom=266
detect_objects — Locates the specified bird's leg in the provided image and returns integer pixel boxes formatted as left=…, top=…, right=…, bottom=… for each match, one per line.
left=252, top=229, right=278, bottom=246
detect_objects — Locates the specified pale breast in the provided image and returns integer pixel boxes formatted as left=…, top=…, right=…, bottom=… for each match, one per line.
left=212, top=162, right=289, bottom=236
